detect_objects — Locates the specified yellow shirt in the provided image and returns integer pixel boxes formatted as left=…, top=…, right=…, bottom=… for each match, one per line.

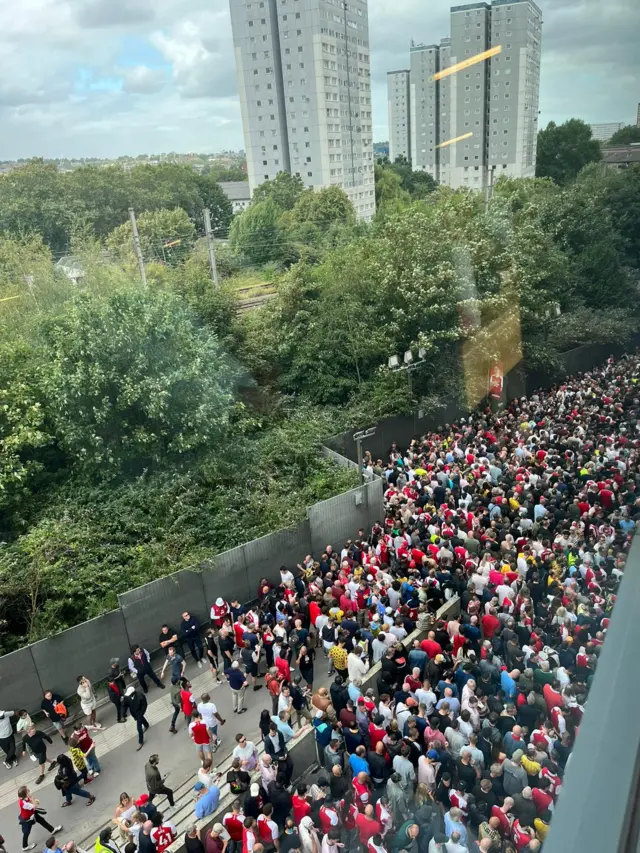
left=521, top=755, right=541, bottom=777
left=329, top=646, right=348, bottom=671
left=534, top=818, right=549, bottom=841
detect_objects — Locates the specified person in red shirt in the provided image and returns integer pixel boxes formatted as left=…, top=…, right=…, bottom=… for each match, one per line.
left=352, top=772, right=372, bottom=810
left=151, top=820, right=177, bottom=853
left=292, top=785, right=312, bottom=824
left=318, top=801, right=340, bottom=835
left=355, top=805, right=382, bottom=846
left=223, top=801, right=245, bottom=845
left=491, top=799, right=514, bottom=837
left=257, top=805, right=280, bottom=847
left=420, top=632, right=442, bottom=659
left=511, top=818, right=535, bottom=851
left=543, top=682, right=563, bottom=714
left=531, top=779, right=554, bottom=815
left=368, top=718, right=387, bottom=751
left=18, top=785, right=62, bottom=850
left=243, top=818, right=257, bottom=853
left=188, top=712, right=212, bottom=762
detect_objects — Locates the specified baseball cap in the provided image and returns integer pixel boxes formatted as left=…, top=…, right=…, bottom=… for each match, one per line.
left=427, top=749, right=439, bottom=760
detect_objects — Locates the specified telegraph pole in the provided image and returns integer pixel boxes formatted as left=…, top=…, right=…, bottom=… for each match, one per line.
left=203, top=208, right=220, bottom=286
left=128, top=207, right=147, bottom=287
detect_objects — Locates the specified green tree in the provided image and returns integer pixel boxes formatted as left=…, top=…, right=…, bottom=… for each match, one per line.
left=38, top=286, right=236, bottom=472
left=374, top=165, right=411, bottom=211
left=252, top=172, right=305, bottom=211
left=0, top=160, right=70, bottom=253
left=535, top=119, right=602, bottom=185
left=290, top=186, right=355, bottom=228
left=606, top=125, right=640, bottom=146
left=229, top=198, right=290, bottom=265
left=107, top=207, right=196, bottom=265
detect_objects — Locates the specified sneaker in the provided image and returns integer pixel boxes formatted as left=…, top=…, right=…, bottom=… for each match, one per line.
left=53, top=826, right=63, bottom=833
left=169, top=727, right=177, bottom=734
left=238, top=708, right=247, bottom=714
left=22, top=844, right=37, bottom=851
left=48, top=761, right=57, bottom=771
left=92, top=772, right=100, bottom=777
left=35, top=775, right=45, bottom=785
left=3, top=761, right=10, bottom=769
left=216, top=678, right=223, bottom=684
left=253, top=685, right=263, bottom=691
left=197, top=661, right=203, bottom=668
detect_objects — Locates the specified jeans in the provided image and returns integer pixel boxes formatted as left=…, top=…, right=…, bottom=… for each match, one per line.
left=110, top=697, right=126, bottom=722
left=149, top=785, right=175, bottom=807
left=170, top=705, right=180, bottom=730
left=85, top=751, right=101, bottom=774
left=135, top=716, right=150, bottom=745
left=231, top=686, right=246, bottom=712
left=65, top=783, right=92, bottom=803
left=21, top=813, right=55, bottom=847
left=186, top=636, right=204, bottom=663
left=0, top=734, right=16, bottom=764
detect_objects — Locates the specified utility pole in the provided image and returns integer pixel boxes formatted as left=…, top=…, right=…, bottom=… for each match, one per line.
left=128, top=207, right=147, bottom=287
left=203, top=208, right=220, bottom=286
left=353, top=427, right=377, bottom=485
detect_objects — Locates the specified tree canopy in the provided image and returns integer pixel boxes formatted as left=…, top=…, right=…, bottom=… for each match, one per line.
left=535, top=119, right=602, bottom=185
left=606, top=125, right=640, bottom=147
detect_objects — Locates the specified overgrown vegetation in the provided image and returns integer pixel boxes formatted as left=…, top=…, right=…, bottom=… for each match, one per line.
left=0, top=140, right=639, bottom=652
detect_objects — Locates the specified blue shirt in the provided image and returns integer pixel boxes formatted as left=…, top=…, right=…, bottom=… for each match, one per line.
left=501, top=669, right=517, bottom=700
left=349, top=753, right=370, bottom=777
left=168, top=654, right=184, bottom=680
left=408, top=649, right=428, bottom=673
left=194, top=785, right=220, bottom=819
left=444, top=814, right=467, bottom=846
left=348, top=682, right=362, bottom=703
left=313, top=719, right=332, bottom=748
left=271, top=715, right=295, bottom=741
left=620, top=518, right=636, bottom=533
left=225, top=667, right=247, bottom=690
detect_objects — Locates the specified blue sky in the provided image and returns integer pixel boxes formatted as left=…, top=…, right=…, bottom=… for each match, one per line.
left=0, top=0, right=637, bottom=159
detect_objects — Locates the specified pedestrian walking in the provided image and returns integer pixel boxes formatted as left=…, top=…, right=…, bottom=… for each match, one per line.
left=160, top=647, right=186, bottom=683
left=224, top=661, right=248, bottom=714
left=54, top=755, right=96, bottom=808
left=124, top=685, right=150, bottom=751
left=180, top=611, right=205, bottom=667
left=169, top=677, right=182, bottom=735
left=76, top=677, right=103, bottom=731
left=127, top=645, right=165, bottom=693
left=21, top=725, right=57, bottom=785
left=204, top=629, right=223, bottom=684
left=67, top=738, right=91, bottom=784
left=70, top=723, right=101, bottom=775
left=40, top=692, right=68, bottom=743
left=17, top=710, right=36, bottom=762
left=189, top=712, right=213, bottom=763
left=0, top=709, right=18, bottom=769
left=17, top=785, right=62, bottom=852
left=145, top=754, right=175, bottom=808
left=197, top=693, right=226, bottom=752
left=107, top=659, right=127, bottom=723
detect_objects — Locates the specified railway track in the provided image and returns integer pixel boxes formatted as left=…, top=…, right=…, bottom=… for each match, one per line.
left=235, top=282, right=276, bottom=312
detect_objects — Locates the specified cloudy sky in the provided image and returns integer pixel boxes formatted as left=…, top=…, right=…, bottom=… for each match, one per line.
left=1, top=0, right=637, bottom=160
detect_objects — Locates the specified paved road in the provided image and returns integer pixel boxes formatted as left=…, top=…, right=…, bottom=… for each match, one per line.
left=0, top=653, right=332, bottom=851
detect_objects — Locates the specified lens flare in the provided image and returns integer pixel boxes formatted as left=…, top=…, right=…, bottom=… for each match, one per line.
left=435, top=132, right=473, bottom=149
left=432, top=45, right=502, bottom=81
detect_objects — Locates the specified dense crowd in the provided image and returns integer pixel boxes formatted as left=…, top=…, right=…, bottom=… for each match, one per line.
left=7, top=352, right=639, bottom=853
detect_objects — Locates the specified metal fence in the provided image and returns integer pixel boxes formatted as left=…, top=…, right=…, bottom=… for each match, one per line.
left=325, top=338, right=640, bottom=464
left=0, top=491, right=382, bottom=714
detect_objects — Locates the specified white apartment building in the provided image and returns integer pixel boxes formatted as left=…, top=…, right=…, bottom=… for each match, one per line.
left=387, top=0, right=542, bottom=190
left=387, top=70, right=410, bottom=162
left=589, top=122, right=624, bottom=142
left=229, top=0, right=376, bottom=220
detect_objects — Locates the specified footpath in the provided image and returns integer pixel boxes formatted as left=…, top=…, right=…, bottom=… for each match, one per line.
left=0, top=654, right=331, bottom=852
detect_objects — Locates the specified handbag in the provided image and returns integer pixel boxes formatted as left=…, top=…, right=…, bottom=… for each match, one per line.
left=54, top=701, right=68, bottom=718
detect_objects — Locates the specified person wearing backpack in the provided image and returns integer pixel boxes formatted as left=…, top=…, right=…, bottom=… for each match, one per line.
left=54, top=754, right=95, bottom=807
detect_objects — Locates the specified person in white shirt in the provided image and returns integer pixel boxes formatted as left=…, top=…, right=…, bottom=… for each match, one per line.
left=347, top=651, right=369, bottom=683
left=496, top=583, right=515, bottom=606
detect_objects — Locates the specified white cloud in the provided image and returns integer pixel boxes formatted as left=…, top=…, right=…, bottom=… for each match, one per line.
left=0, top=0, right=637, bottom=159
left=121, top=65, right=168, bottom=94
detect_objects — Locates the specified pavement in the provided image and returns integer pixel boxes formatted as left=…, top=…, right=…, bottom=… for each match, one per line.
left=0, top=652, right=332, bottom=852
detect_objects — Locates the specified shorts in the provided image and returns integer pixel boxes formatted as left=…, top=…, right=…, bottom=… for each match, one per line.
left=196, top=742, right=212, bottom=757
left=52, top=721, right=65, bottom=733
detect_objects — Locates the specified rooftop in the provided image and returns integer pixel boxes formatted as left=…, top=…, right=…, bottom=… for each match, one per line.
left=218, top=180, right=251, bottom=201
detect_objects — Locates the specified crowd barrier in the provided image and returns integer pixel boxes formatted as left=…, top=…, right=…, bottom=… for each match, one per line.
left=0, top=479, right=384, bottom=714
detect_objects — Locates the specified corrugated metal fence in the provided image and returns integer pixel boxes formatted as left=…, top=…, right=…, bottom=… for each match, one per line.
left=0, top=480, right=384, bottom=714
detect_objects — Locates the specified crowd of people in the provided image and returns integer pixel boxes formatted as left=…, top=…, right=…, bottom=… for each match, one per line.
left=5, top=352, right=639, bottom=853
